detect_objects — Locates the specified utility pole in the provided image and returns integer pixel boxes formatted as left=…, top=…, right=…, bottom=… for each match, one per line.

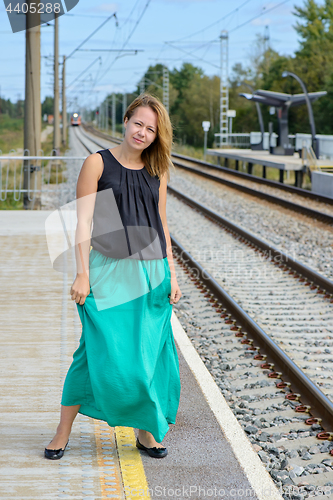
left=23, top=11, right=41, bottom=210
left=112, top=93, right=116, bottom=137
left=264, top=25, right=270, bottom=53
left=163, top=66, right=169, bottom=114
left=62, top=55, right=67, bottom=146
left=140, top=78, right=145, bottom=95
left=263, top=25, right=270, bottom=74
left=53, top=15, right=60, bottom=154
left=105, top=97, right=109, bottom=133
left=219, top=30, right=229, bottom=147
left=122, top=92, right=127, bottom=134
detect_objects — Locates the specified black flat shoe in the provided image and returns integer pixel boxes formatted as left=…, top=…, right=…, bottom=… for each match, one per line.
left=136, top=437, right=168, bottom=458
left=44, top=441, right=68, bottom=460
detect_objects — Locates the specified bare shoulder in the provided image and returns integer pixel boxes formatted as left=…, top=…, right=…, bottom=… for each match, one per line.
left=80, top=152, right=104, bottom=181
left=159, top=172, right=168, bottom=189
left=76, top=153, right=104, bottom=198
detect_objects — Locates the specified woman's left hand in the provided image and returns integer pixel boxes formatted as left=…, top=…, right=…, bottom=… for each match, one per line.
left=169, top=277, right=182, bottom=304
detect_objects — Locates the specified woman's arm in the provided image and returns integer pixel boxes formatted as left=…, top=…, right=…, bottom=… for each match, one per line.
left=70, top=153, right=103, bottom=305
left=159, top=173, right=182, bottom=305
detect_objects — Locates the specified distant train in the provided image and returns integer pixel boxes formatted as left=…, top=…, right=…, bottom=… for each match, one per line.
left=71, top=112, right=81, bottom=126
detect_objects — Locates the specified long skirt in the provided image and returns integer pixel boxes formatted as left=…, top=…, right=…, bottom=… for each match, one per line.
left=61, top=248, right=181, bottom=443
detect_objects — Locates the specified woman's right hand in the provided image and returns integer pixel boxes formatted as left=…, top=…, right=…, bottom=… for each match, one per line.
left=70, top=273, right=91, bottom=305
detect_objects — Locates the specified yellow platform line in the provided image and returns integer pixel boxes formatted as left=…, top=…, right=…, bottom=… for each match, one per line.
left=94, top=421, right=126, bottom=499
left=115, top=426, right=151, bottom=499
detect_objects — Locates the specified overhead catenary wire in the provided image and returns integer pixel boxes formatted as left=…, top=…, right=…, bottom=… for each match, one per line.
left=73, top=1, right=150, bottom=102
left=122, top=0, right=142, bottom=29
left=64, top=0, right=289, bottom=108
left=96, top=0, right=152, bottom=86
left=229, top=0, right=291, bottom=33
left=168, top=0, right=254, bottom=43
left=65, top=1, right=151, bottom=105
left=66, top=12, right=118, bottom=61
left=165, top=40, right=220, bottom=69
left=66, top=57, right=102, bottom=90
left=163, top=0, right=291, bottom=73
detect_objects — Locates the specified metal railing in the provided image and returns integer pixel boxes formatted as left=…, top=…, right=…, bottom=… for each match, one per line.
left=214, top=132, right=279, bottom=149
left=302, top=146, right=319, bottom=172
left=213, top=132, right=333, bottom=159
left=0, top=153, right=86, bottom=208
left=214, top=133, right=251, bottom=148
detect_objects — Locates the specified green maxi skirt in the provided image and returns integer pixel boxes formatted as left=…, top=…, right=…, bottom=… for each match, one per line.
left=61, top=248, right=181, bottom=443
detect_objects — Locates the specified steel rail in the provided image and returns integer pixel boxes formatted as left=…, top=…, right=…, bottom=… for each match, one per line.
left=172, top=161, right=333, bottom=225
left=172, top=151, right=333, bottom=206
left=168, top=185, right=333, bottom=295
left=81, top=123, right=333, bottom=220
left=73, top=127, right=94, bottom=155
left=78, top=124, right=333, bottom=429
left=171, top=235, right=333, bottom=431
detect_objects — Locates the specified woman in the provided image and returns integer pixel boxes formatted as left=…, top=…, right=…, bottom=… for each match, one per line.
left=45, top=93, right=182, bottom=460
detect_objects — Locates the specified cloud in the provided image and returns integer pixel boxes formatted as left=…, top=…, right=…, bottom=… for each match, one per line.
left=251, top=17, right=271, bottom=26
left=94, top=3, right=118, bottom=11
left=158, top=0, right=217, bottom=2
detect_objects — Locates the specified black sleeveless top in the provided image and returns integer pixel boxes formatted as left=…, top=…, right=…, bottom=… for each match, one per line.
left=90, top=149, right=167, bottom=260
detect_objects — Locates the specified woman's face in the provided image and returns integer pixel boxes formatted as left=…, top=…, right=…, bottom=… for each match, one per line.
left=124, top=106, right=157, bottom=151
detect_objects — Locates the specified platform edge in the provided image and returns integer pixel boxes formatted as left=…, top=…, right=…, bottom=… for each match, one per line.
left=171, top=311, right=284, bottom=500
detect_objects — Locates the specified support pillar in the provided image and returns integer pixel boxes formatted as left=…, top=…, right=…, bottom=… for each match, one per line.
left=53, top=15, right=60, bottom=154
left=23, top=11, right=41, bottom=209
left=262, top=165, right=266, bottom=178
left=295, top=170, right=303, bottom=188
left=62, top=55, right=67, bottom=146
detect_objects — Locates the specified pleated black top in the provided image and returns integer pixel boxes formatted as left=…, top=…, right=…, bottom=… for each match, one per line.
left=90, top=149, right=167, bottom=260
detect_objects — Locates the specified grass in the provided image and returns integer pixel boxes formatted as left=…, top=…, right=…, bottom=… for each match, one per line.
left=0, top=114, right=24, bottom=153
left=172, top=142, right=206, bottom=161
left=93, top=123, right=124, bottom=140
left=172, top=142, right=311, bottom=187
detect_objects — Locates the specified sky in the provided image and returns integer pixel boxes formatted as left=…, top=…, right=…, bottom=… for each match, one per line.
left=0, top=0, right=307, bottom=111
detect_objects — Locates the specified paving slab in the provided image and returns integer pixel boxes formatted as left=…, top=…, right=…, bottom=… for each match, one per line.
left=0, top=211, right=283, bottom=500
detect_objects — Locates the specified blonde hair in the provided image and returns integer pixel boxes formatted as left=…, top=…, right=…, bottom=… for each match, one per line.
left=124, top=93, right=174, bottom=180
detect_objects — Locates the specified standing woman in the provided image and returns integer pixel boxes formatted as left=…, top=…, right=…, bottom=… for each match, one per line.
left=45, top=93, right=182, bottom=460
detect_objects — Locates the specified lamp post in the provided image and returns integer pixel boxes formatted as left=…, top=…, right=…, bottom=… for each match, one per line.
left=202, top=121, right=211, bottom=161
left=227, top=109, right=236, bottom=135
left=241, top=82, right=265, bottom=145
left=282, top=71, right=318, bottom=158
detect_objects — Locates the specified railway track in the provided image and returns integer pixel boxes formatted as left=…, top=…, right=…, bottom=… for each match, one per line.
left=171, top=254, right=333, bottom=499
left=172, top=154, right=333, bottom=220
left=166, top=188, right=333, bottom=408
left=77, top=125, right=333, bottom=497
left=172, top=159, right=333, bottom=225
left=82, top=123, right=333, bottom=224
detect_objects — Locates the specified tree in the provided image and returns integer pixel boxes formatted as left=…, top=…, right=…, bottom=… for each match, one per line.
left=42, top=96, right=54, bottom=117
left=176, top=72, right=220, bottom=147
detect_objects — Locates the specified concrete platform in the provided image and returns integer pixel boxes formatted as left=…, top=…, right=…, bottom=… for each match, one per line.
left=0, top=211, right=283, bottom=500
left=208, top=148, right=333, bottom=170
left=207, top=149, right=306, bottom=171
left=311, top=170, right=333, bottom=198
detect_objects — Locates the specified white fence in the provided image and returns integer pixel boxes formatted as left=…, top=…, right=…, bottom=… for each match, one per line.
left=214, top=132, right=278, bottom=149
left=250, top=132, right=278, bottom=149
left=214, top=132, right=333, bottom=159
left=0, top=154, right=85, bottom=208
